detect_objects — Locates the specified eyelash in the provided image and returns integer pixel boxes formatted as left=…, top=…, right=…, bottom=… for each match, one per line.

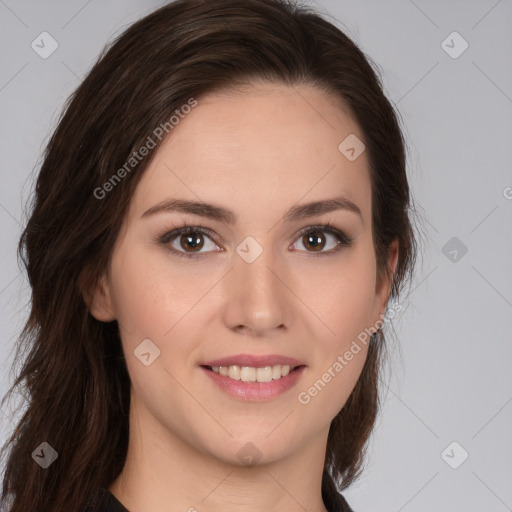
left=158, top=221, right=354, bottom=260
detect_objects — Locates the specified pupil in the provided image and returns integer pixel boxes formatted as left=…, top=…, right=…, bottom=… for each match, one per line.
left=305, top=232, right=325, bottom=251
left=182, top=233, right=203, bottom=252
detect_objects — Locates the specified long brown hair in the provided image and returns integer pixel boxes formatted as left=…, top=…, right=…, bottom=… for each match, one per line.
left=0, top=0, right=420, bottom=510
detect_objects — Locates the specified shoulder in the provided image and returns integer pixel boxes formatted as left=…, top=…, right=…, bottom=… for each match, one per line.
left=81, top=488, right=129, bottom=512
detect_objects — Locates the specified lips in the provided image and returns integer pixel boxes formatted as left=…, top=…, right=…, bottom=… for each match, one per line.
left=201, top=353, right=305, bottom=368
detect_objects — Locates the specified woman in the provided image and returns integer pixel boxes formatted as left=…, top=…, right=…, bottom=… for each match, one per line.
left=0, top=0, right=419, bottom=510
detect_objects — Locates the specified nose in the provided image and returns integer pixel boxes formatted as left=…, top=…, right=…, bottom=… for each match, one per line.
left=220, top=239, right=289, bottom=337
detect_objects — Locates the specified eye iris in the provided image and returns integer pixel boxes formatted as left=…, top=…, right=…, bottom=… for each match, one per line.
left=303, top=231, right=325, bottom=252
left=181, top=232, right=204, bottom=252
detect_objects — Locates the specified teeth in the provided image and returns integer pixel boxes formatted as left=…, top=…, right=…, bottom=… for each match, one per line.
left=241, top=366, right=256, bottom=382
left=209, top=364, right=295, bottom=382
left=256, top=367, right=272, bottom=382
left=228, top=365, right=241, bottom=380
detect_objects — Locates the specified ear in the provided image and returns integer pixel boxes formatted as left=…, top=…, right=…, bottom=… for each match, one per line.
left=371, top=238, right=399, bottom=330
left=81, top=271, right=116, bottom=322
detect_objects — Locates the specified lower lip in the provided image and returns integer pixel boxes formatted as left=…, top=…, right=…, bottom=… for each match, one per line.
left=200, top=366, right=306, bottom=401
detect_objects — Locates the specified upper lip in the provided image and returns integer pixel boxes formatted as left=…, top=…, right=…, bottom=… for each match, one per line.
left=201, top=354, right=305, bottom=368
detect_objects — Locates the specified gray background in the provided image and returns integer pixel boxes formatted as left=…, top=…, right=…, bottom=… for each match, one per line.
left=1, top=1, right=511, bottom=510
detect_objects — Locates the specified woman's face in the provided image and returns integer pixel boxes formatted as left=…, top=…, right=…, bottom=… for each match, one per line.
left=90, top=82, right=397, bottom=466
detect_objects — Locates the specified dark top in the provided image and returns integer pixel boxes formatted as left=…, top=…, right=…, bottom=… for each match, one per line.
left=82, top=488, right=127, bottom=512
left=83, top=487, right=355, bottom=511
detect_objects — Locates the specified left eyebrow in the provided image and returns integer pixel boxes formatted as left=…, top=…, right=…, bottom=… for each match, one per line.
left=141, top=195, right=362, bottom=224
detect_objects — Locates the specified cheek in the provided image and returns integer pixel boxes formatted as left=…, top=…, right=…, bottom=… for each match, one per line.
left=293, top=246, right=375, bottom=417
left=109, top=246, right=217, bottom=382
left=109, top=247, right=198, bottom=337
left=296, top=346, right=368, bottom=430
left=298, top=245, right=377, bottom=347
left=108, top=250, right=206, bottom=429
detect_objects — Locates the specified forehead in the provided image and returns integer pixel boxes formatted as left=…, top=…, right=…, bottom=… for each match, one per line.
left=129, top=82, right=371, bottom=225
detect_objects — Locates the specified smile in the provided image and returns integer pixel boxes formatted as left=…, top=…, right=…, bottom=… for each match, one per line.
left=200, top=364, right=306, bottom=401
left=206, top=364, right=298, bottom=382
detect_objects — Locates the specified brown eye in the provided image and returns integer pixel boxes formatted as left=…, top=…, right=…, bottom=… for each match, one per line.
left=302, top=231, right=326, bottom=252
left=179, top=232, right=205, bottom=252
left=161, top=226, right=220, bottom=259
left=292, top=225, right=353, bottom=255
